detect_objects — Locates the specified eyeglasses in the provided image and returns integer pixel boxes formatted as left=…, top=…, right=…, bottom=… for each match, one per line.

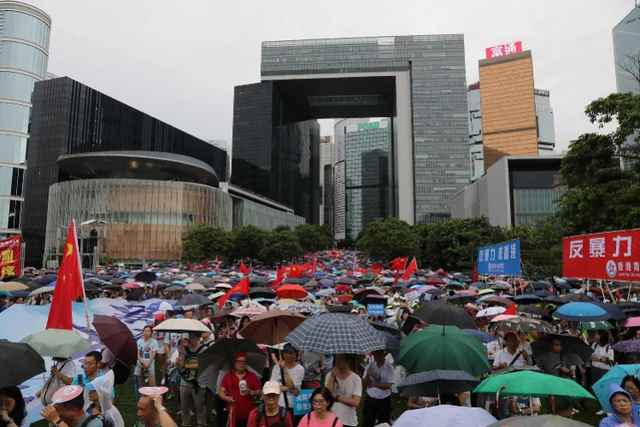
left=236, top=359, right=248, bottom=363
left=312, top=399, right=327, bottom=405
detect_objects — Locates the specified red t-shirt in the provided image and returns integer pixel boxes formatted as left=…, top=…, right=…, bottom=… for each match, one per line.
left=247, top=408, right=293, bottom=427
left=221, top=370, right=261, bottom=421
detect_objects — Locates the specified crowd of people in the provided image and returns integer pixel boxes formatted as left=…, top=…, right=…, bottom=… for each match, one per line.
left=2, top=251, right=640, bottom=426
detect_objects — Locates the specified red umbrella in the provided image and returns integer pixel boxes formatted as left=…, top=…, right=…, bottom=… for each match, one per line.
left=122, top=282, right=142, bottom=289
left=92, top=315, right=137, bottom=366
left=276, top=284, right=307, bottom=300
left=335, top=284, right=351, bottom=293
left=336, top=294, right=353, bottom=304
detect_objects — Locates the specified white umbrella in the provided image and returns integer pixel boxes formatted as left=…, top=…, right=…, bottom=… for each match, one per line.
left=476, top=306, right=506, bottom=318
left=30, top=285, right=55, bottom=296
left=185, top=283, right=206, bottom=291
left=153, top=318, right=210, bottom=333
left=215, top=283, right=232, bottom=289
left=394, top=405, right=496, bottom=427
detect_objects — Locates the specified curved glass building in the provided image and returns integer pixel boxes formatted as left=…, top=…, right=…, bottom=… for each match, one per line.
left=0, top=1, right=50, bottom=235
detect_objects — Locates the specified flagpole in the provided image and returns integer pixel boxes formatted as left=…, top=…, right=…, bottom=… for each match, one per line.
left=73, top=219, right=92, bottom=331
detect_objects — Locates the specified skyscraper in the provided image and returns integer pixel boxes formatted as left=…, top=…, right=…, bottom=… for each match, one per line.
left=335, top=118, right=393, bottom=240
left=613, top=4, right=640, bottom=94
left=319, top=136, right=335, bottom=235
left=0, top=1, right=51, bottom=236
left=233, top=35, right=469, bottom=226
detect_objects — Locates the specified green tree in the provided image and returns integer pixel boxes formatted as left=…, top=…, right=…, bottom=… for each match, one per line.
left=230, top=225, right=267, bottom=261
left=356, top=217, right=418, bottom=262
left=416, top=217, right=505, bottom=271
left=182, top=224, right=231, bottom=262
left=258, top=229, right=303, bottom=265
left=505, top=218, right=564, bottom=278
left=294, top=224, right=332, bottom=252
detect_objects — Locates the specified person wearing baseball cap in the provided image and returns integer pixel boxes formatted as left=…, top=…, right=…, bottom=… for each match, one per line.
left=246, top=381, right=292, bottom=427
left=40, top=385, right=105, bottom=427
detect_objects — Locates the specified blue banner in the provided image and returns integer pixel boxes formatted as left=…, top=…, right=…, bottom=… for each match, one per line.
left=476, top=239, right=521, bottom=276
left=293, top=388, right=314, bottom=416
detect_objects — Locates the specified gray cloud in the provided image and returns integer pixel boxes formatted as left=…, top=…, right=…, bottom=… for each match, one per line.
left=30, top=0, right=630, bottom=152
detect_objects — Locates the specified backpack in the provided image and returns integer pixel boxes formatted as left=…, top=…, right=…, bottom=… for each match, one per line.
left=80, top=414, right=113, bottom=427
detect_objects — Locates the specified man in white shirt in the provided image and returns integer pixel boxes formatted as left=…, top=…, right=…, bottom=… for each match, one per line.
left=270, top=344, right=305, bottom=414
left=362, top=350, right=394, bottom=427
left=38, top=357, right=78, bottom=406
left=493, top=331, right=530, bottom=371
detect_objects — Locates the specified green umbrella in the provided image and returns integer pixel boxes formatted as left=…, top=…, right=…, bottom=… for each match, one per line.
left=399, top=325, right=490, bottom=376
left=22, top=329, right=91, bottom=359
left=579, top=320, right=612, bottom=331
left=473, top=370, right=595, bottom=399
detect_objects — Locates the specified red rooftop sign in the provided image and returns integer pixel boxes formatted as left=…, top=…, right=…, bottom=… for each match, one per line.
left=485, top=41, right=523, bottom=59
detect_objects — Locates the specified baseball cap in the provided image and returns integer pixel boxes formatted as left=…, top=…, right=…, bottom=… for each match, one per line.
left=51, top=385, right=83, bottom=404
left=262, top=381, right=281, bottom=396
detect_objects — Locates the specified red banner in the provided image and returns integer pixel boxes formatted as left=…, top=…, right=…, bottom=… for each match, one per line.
left=0, top=235, right=21, bottom=279
left=485, top=41, right=523, bottom=59
left=563, top=229, right=640, bottom=281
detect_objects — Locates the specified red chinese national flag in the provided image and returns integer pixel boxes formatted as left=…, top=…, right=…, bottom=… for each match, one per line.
left=390, top=256, right=408, bottom=272
left=239, top=260, right=251, bottom=275
left=46, top=221, right=85, bottom=330
left=371, top=263, right=383, bottom=275
left=401, top=257, right=418, bottom=281
left=218, top=277, right=250, bottom=308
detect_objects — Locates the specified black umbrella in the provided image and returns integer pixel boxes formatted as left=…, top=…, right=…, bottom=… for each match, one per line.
left=445, top=294, right=476, bottom=305
left=414, top=302, right=477, bottom=329
left=531, top=334, right=593, bottom=364
left=250, top=276, right=269, bottom=287
left=0, top=341, right=45, bottom=388
left=514, top=294, right=542, bottom=304
left=198, top=338, right=265, bottom=374
left=397, top=370, right=479, bottom=397
left=125, top=287, right=145, bottom=301
left=34, top=274, right=57, bottom=286
left=249, top=287, right=276, bottom=299
left=176, top=293, right=210, bottom=307
left=595, top=303, right=626, bottom=321
left=134, top=271, right=157, bottom=284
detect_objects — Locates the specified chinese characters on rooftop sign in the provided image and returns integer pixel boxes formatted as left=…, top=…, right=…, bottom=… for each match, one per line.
left=563, top=229, right=640, bottom=281
left=485, top=41, right=523, bottom=60
left=0, top=235, right=21, bottom=279
left=477, top=239, right=521, bottom=276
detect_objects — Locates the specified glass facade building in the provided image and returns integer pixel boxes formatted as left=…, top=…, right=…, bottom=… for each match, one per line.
left=335, top=118, right=393, bottom=240
left=44, top=179, right=232, bottom=263
left=23, top=76, right=228, bottom=266
left=613, top=6, right=640, bottom=94
left=0, top=1, right=50, bottom=235
left=234, top=35, right=469, bottom=226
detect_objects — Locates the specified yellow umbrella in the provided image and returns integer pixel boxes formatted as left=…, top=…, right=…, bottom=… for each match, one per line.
left=0, top=282, right=28, bottom=291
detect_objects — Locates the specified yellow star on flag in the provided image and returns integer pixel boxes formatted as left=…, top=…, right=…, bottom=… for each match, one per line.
left=65, top=243, right=73, bottom=257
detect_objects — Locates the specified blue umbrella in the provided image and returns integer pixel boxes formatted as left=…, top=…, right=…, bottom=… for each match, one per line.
left=554, top=302, right=611, bottom=321
left=593, top=364, right=640, bottom=413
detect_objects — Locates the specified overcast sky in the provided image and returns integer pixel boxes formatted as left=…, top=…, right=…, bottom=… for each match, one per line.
left=29, top=0, right=634, bottom=153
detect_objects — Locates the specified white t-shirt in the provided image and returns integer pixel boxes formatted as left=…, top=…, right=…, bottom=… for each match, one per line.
left=135, top=337, right=159, bottom=375
left=270, top=363, right=305, bottom=409
left=364, top=360, right=394, bottom=400
left=493, top=347, right=528, bottom=369
left=591, top=343, right=614, bottom=370
left=42, top=359, right=78, bottom=405
left=330, top=372, right=362, bottom=427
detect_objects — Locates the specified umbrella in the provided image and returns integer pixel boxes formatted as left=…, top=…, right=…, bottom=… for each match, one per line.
left=473, top=370, right=594, bottom=399
left=33, top=274, right=57, bottom=286
left=491, top=282, right=512, bottom=291
left=399, top=325, right=490, bottom=376
left=613, top=339, right=640, bottom=353
left=276, top=284, right=307, bottom=300
left=593, top=364, right=640, bottom=413
left=231, top=304, right=268, bottom=318
left=286, top=313, right=385, bottom=354
left=28, top=285, right=54, bottom=297
left=476, top=306, right=506, bottom=318
left=478, top=296, right=513, bottom=306
left=494, top=317, right=553, bottom=334
left=176, top=293, right=210, bottom=307
left=316, top=288, right=335, bottom=297
left=554, top=302, right=611, bottom=321
left=397, top=370, right=480, bottom=397
left=249, top=287, right=276, bottom=299
left=513, top=294, right=542, bottom=304
left=594, top=303, right=627, bottom=321
left=185, top=283, right=206, bottom=292
left=488, top=415, right=592, bottom=427
left=580, top=320, right=613, bottom=330
left=134, top=271, right=157, bottom=283
left=463, top=329, right=497, bottom=344
left=531, top=334, right=593, bottom=364
left=164, top=285, right=185, bottom=292
left=121, top=282, right=142, bottom=290
left=414, top=302, right=477, bottom=329
left=93, top=315, right=137, bottom=366
left=238, top=311, right=305, bottom=345
left=625, top=316, right=640, bottom=328
left=394, top=405, right=496, bottom=427
left=21, top=329, right=90, bottom=359
left=153, top=318, right=210, bottom=334
left=0, top=282, right=28, bottom=292
left=198, top=338, right=265, bottom=374
left=0, top=341, right=45, bottom=388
